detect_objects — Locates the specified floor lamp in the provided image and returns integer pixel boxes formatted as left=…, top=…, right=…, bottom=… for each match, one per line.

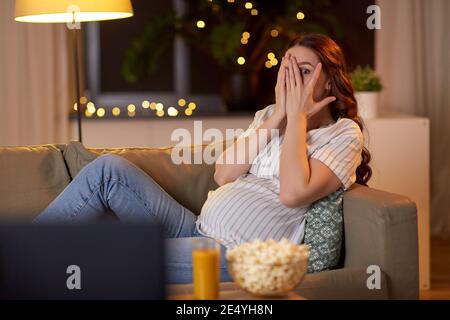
left=14, top=0, right=133, bottom=143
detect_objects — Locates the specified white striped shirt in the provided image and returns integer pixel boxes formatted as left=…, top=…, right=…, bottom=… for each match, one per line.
left=196, top=104, right=364, bottom=249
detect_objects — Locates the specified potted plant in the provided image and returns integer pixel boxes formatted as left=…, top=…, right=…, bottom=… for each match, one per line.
left=350, top=66, right=383, bottom=119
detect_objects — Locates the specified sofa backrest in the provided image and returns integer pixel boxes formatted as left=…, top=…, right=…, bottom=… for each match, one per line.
left=0, top=141, right=224, bottom=221
left=0, top=144, right=71, bottom=221
left=63, top=141, right=220, bottom=215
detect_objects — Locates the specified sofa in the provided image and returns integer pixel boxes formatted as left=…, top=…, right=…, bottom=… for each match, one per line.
left=0, top=141, right=419, bottom=299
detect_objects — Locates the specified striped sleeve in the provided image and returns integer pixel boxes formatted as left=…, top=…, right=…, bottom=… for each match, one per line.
left=311, top=121, right=363, bottom=190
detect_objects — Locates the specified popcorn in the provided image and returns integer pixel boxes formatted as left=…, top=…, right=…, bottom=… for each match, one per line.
left=226, top=238, right=309, bottom=296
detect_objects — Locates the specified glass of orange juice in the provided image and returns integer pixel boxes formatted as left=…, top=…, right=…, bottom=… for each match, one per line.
left=192, top=237, right=220, bottom=300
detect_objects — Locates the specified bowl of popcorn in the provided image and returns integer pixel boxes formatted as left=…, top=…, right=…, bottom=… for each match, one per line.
left=225, top=238, right=309, bottom=297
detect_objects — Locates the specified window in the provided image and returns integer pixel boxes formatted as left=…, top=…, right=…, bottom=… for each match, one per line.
left=84, top=0, right=223, bottom=118
left=83, top=0, right=374, bottom=119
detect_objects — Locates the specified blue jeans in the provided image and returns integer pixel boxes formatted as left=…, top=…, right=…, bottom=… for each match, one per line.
left=34, top=154, right=231, bottom=284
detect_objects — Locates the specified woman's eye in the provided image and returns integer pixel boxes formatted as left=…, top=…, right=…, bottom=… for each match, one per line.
left=301, top=68, right=311, bottom=75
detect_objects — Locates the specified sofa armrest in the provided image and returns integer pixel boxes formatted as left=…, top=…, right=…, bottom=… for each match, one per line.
left=343, top=184, right=419, bottom=300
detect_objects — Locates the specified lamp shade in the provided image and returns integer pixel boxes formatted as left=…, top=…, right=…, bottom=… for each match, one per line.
left=15, top=0, right=133, bottom=23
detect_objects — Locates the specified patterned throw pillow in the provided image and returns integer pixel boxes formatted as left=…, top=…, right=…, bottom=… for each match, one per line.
left=304, top=188, right=344, bottom=273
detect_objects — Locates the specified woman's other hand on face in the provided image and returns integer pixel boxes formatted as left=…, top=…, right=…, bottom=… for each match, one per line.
left=285, top=57, right=336, bottom=121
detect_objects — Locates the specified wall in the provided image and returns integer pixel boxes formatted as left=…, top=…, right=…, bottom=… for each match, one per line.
left=69, top=117, right=254, bottom=148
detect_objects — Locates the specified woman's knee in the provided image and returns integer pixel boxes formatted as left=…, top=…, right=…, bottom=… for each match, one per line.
left=90, top=154, right=131, bottom=171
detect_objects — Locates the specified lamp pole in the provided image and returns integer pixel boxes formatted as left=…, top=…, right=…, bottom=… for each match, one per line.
left=72, top=11, right=83, bottom=143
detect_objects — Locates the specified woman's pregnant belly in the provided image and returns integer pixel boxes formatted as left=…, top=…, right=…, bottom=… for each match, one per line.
left=196, top=174, right=309, bottom=249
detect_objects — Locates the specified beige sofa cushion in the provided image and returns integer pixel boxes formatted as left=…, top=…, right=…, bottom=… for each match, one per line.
left=63, top=141, right=218, bottom=215
left=0, top=144, right=70, bottom=221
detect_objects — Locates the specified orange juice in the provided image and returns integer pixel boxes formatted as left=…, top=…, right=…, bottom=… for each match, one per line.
left=192, top=248, right=220, bottom=300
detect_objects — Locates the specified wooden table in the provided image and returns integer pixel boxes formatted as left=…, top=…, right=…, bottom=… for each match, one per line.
left=168, top=289, right=304, bottom=300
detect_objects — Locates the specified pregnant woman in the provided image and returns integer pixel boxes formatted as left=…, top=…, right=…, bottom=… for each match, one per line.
left=35, top=34, right=371, bottom=284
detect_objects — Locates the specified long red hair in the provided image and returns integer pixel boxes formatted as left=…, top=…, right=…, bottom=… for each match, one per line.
left=288, top=34, right=372, bottom=186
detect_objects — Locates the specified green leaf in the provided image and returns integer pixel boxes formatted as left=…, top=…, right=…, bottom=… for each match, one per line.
left=350, top=66, right=383, bottom=92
